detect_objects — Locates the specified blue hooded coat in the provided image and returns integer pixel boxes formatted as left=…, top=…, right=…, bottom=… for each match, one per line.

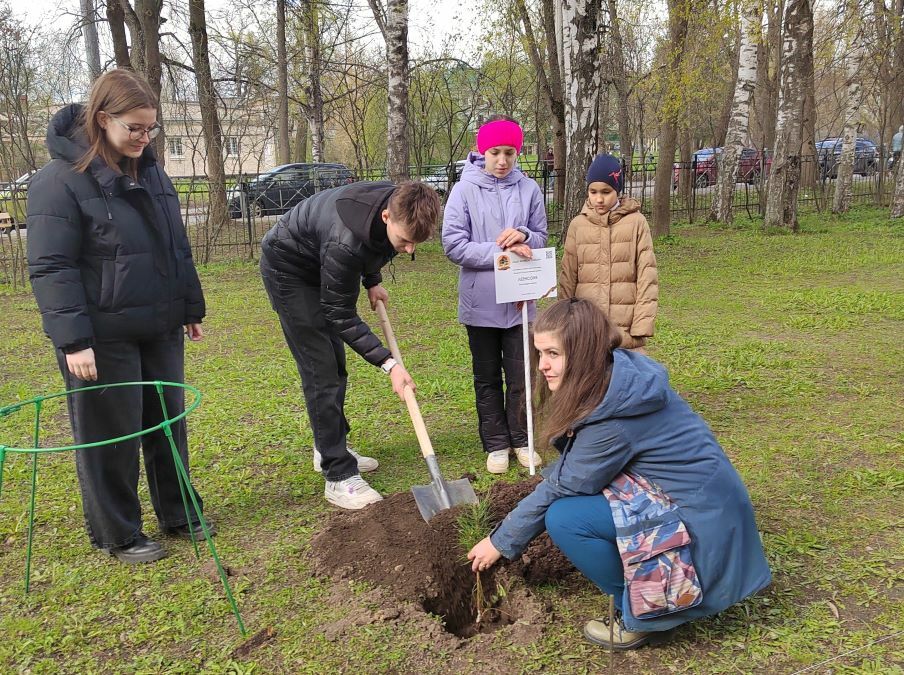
left=490, top=350, right=772, bottom=632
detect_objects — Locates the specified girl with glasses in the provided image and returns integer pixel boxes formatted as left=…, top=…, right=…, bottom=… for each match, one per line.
left=26, top=68, right=211, bottom=564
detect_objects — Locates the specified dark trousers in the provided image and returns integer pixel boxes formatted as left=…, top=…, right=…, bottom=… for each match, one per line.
left=260, top=257, right=357, bottom=482
left=56, top=329, right=202, bottom=550
left=465, top=324, right=528, bottom=453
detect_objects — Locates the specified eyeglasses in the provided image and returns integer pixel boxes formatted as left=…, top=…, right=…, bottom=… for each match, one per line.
left=105, top=113, right=162, bottom=140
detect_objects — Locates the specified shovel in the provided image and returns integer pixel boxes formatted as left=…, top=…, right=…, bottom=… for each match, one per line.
left=375, top=300, right=478, bottom=522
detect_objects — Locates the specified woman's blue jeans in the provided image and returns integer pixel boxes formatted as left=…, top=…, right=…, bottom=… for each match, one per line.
left=545, top=495, right=625, bottom=610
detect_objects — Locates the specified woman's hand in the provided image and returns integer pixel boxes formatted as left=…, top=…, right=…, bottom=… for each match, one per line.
left=507, top=243, right=532, bottom=260
left=185, top=324, right=204, bottom=341
left=66, top=348, right=97, bottom=381
left=468, top=536, right=502, bottom=573
left=496, top=227, right=527, bottom=249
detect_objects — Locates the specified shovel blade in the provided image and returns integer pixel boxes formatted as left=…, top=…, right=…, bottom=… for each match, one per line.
left=411, top=477, right=479, bottom=523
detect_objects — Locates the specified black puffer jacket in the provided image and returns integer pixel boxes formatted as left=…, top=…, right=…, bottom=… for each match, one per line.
left=27, top=104, right=205, bottom=351
left=261, top=181, right=397, bottom=367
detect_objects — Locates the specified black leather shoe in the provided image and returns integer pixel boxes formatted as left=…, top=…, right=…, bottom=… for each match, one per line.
left=163, top=520, right=217, bottom=540
left=106, top=536, right=167, bottom=564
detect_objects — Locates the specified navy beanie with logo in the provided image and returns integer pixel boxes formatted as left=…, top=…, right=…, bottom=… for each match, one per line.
left=586, top=154, right=624, bottom=194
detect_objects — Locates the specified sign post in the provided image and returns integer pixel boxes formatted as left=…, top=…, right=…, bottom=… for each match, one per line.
left=494, top=248, right=557, bottom=475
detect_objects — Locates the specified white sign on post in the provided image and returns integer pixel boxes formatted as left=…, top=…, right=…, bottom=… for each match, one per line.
left=493, top=247, right=557, bottom=475
left=493, top=247, right=558, bottom=304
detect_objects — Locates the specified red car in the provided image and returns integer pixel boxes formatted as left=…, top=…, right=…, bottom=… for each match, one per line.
left=673, top=147, right=771, bottom=188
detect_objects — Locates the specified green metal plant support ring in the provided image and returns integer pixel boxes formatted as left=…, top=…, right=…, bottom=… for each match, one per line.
left=0, top=380, right=246, bottom=637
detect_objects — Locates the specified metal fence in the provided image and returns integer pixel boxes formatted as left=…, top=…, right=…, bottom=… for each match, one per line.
left=1, top=155, right=898, bottom=288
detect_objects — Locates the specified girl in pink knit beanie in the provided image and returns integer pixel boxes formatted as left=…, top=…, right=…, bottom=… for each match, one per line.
left=441, top=115, right=549, bottom=475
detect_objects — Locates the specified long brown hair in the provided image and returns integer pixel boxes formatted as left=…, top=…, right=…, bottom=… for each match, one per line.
left=74, top=69, right=157, bottom=179
left=534, top=298, right=622, bottom=446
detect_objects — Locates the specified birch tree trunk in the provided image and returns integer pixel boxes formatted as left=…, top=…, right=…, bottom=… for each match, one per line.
left=276, top=0, right=290, bottom=165
left=652, top=0, right=691, bottom=237
left=832, top=13, right=864, bottom=214
left=188, top=0, right=228, bottom=261
left=763, top=0, right=812, bottom=231
left=302, top=0, right=324, bottom=162
left=712, top=1, right=760, bottom=224
left=562, top=0, right=602, bottom=237
left=385, top=0, right=410, bottom=181
left=80, top=0, right=101, bottom=81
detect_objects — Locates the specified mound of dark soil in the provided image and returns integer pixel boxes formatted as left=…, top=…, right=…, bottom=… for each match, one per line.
left=308, top=478, right=575, bottom=637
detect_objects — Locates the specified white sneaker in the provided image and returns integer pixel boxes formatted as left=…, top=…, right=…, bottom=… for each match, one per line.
left=514, top=446, right=542, bottom=469
left=313, top=444, right=378, bottom=473
left=324, top=475, right=384, bottom=510
left=486, top=449, right=510, bottom=474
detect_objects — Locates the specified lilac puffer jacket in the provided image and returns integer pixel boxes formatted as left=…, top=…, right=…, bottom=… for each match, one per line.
left=442, top=152, right=548, bottom=328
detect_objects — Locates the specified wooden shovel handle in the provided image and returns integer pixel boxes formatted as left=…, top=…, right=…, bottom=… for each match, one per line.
left=375, top=300, right=404, bottom=366
left=375, top=300, right=436, bottom=459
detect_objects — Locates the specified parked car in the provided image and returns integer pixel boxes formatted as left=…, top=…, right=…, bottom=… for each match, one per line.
left=228, top=163, right=355, bottom=218
left=672, top=147, right=768, bottom=189
left=0, top=170, right=36, bottom=225
left=815, top=138, right=878, bottom=179
left=420, top=160, right=466, bottom=197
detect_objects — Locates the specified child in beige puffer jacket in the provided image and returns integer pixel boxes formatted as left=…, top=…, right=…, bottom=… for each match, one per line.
left=558, top=154, right=658, bottom=351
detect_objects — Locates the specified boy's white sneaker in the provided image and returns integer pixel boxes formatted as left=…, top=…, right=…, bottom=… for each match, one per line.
left=324, top=475, right=383, bottom=510
left=486, top=449, right=510, bottom=474
left=514, top=446, right=542, bottom=469
left=313, top=445, right=379, bottom=473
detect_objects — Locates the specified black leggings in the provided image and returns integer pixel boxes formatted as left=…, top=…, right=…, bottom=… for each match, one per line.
left=465, top=324, right=528, bottom=453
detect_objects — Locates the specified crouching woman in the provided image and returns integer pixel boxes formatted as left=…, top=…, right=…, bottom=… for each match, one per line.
left=468, top=298, right=771, bottom=650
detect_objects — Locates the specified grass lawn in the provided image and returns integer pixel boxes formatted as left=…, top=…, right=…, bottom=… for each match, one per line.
left=0, top=207, right=901, bottom=673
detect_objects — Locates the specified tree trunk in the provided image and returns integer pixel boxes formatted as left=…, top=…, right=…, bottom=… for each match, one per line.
left=712, top=1, right=760, bottom=224
left=754, top=0, right=783, bottom=152
left=607, top=0, right=633, bottom=177
left=80, top=0, right=101, bottom=81
left=302, top=0, right=324, bottom=162
left=276, top=0, right=290, bottom=165
left=515, top=0, right=566, bottom=202
left=106, top=0, right=132, bottom=69
left=678, top=128, right=692, bottom=208
left=385, top=0, right=410, bottom=181
left=555, top=0, right=565, bottom=87
left=188, top=0, right=228, bottom=260
left=118, top=0, right=145, bottom=74
left=652, top=0, right=691, bottom=237
left=134, top=0, right=164, bottom=165
left=561, top=0, right=603, bottom=238
left=832, top=12, right=864, bottom=214
left=763, top=0, right=812, bottom=231
left=293, top=112, right=309, bottom=162
left=799, top=18, right=817, bottom=202
left=712, top=36, right=741, bottom=148
left=541, top=0, right=566, bottom=204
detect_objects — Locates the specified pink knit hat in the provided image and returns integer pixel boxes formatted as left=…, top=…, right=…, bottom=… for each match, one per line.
left=476, top=119, right=524, bottom=154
